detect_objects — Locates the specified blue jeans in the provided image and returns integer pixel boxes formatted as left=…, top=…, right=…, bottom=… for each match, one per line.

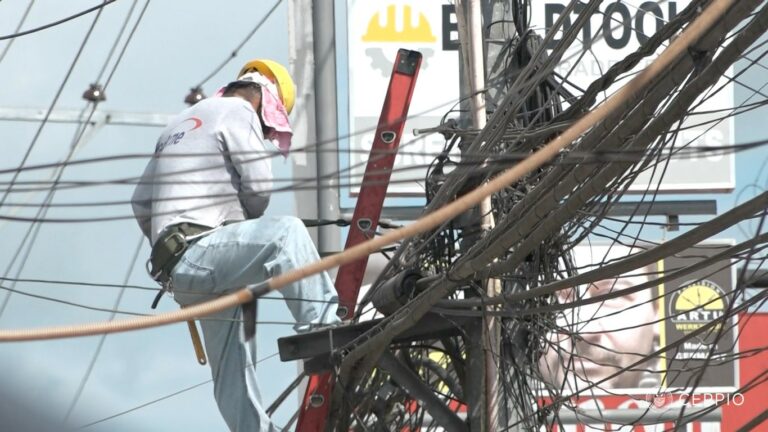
left=170, top=216, right=340, bottom=432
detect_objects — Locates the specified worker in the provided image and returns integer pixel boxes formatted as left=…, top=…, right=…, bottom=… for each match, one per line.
left=131, top=59, right=340, bottom=431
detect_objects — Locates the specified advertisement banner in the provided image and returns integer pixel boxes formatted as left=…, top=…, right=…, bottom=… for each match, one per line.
left=542, top=312, right=768, bottom=431
left=346, top=1, right=735, bottom=197
left=347, top=1, right=460, bottom=196
left=529, top=1, right=735, bottom=192
left=539, top=242, right=738, bottom=396
left=661, top=244, right=737, bottom=389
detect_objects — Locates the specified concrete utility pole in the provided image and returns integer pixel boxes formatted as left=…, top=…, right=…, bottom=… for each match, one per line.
left=456, top=0, right=522, bottom=430
left=312, top=0, right=341, bottom=255
left=483, top=3, right=525, bottom=429
left=288, top=0, right=320, bottom=244
left=455, top=1, right=496, bottom=430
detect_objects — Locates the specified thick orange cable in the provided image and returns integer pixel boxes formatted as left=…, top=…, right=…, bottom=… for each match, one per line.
left=0, top=288, right=252, bottom=341
left=0, top=0, right=734, bottom=342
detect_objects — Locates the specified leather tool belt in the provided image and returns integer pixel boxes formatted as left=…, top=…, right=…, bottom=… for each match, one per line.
left=148, top=222, right=212, bottom=286
left=147, top=222, right=213, bottom=366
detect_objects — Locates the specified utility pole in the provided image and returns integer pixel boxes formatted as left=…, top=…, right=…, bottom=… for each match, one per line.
left=287, top=1, right=341, bottom=418
left=287, top=0, right=320, bottom=244
left=485, top=3, right=527, bottom=429
left=456, top=1, right=522, bottom=430
left=312, top=0, right=341, bottom=256
left=455, top=1, right=495, bottom=430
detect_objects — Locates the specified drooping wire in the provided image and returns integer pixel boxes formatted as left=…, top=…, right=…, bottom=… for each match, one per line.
left=0, top=0, right=119, bottom=41
left=62, top=235, right=144, bottom=422
left=0, top=0, right=36, bottom=65
left=94, top=0, right=139, bottom=85
left=0, top=0, right=114, bottom=317
left=194, top=0, right=282, bottom=88
left=0, top=0, right=150, bottom=321
left=0, top=1, right=108, bottom=208
left=77, top=353, right=280, bottom=429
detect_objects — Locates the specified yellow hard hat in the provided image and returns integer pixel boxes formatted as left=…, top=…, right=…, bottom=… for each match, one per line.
left=238, top=59, right=296, bottom=115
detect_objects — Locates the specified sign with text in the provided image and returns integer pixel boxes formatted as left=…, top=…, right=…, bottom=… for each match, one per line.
left=347, top=1, right=460, bottom=196
left=539, top=243, right=738, bottom=395
left=661, top=244, right=737, bottom=389
left=530, top=1, right=735, bottom=192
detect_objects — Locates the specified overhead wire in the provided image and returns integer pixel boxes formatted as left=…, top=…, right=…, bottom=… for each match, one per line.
left=62, top=235, right=144, bottom=422
left=77, top=352, right=280, bottom=429
left=0, top=0, right=764, bottom=426
left=2, top=140, right=767, bottom=213
left=0, top=0, right=108, bottom=209
left=5, top=134, right=768, bottom=183
left=344, top=5, right=768, bottom=426
left=0, top=2, right=113, bottom=320
left=0, top=0, right=151, bottom=322
left=327, top=0, right=748, bottom=413
left=1, top=1, right=680, bottom=204
left=372, top=0, right=710, bottom=297
left=94, top=0, right=139, bottom=85
left=0, top=0, right=731, bottom=342
left=368, top=2, right=764, bottom=428
left=0, top=0, right=118, bottom=41
left=0, top=276, right=341, bottom=304
left=0, top=0, right=150, bottom=328
left=0, top=0, right=35, bottom=65
left=194, top=0, right=282, bottom=88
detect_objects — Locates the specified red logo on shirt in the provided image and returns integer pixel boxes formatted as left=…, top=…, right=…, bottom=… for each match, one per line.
left=154, top=117, right=203, bottom=153
left=182, top=116, right=203, bottom=131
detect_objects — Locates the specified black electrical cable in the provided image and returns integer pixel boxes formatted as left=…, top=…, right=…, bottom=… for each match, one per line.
left=0, top=0, right=36, bottom=64
left=0, top=0, right=149, bottom=323
left=0, top=0, right=118, bottom=41
left=94, top=0, right=139, bottom=84
left=102, top=0, right=150, bottom=88
left=77, top=353, right=280, bottom=429
left=0, top=5, right=111, bottom=320
left=0, top=2, right=107, bottom=208
left=195, top=0, right=282, bottom=88
left=63, top=235, right=144, bottom=421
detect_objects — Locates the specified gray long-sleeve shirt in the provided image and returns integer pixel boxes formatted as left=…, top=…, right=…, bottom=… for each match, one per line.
left=131, top=97, right=273, bottom=245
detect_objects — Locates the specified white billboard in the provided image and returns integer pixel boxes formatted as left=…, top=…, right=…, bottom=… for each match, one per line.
left=346, top=1, right=735, bottom=197
left=347, top=1, right=460, bottom=196
left=529, top=0, right=735, bottom=192
left=540, top=242, right=738, bottom=395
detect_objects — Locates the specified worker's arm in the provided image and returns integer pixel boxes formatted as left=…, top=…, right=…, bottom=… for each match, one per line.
left=131, top=158, right=155, bottom=241
left=220, top=104, right=273, bottom=219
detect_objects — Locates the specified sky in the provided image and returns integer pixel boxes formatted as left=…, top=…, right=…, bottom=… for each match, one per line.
left=0, top=1, right=767, bottom=432
left=0, top=1, right=299, bottom=430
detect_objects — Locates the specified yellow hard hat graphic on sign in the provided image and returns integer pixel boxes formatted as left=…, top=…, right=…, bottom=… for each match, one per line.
left=362, top=5, right=436, bottom=42
left=674, top=282, right=725, bottom=311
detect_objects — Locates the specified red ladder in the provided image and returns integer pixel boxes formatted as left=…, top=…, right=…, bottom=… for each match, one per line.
left=295, top=48, right=422, bottom=431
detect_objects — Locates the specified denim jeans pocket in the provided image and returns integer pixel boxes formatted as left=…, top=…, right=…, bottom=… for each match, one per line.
left=171, top=256, right=217, bottom=306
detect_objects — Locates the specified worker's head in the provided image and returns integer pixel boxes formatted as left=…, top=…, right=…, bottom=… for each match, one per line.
left=537, top=246, right=661, bottom=391
left=230, top=59, right=295, bottom=156
left=238, top=59, right=295, bottom=115
left=222, top=80, right=262, bottom=113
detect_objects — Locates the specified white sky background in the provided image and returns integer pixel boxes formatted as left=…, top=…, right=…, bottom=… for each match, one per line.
left=0, top=1, right=299, bottom=431
left=1, top=1, right=768, bottom=432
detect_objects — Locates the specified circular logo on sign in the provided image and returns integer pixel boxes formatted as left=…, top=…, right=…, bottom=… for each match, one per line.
left=668, top=280, right=727, bottom=334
